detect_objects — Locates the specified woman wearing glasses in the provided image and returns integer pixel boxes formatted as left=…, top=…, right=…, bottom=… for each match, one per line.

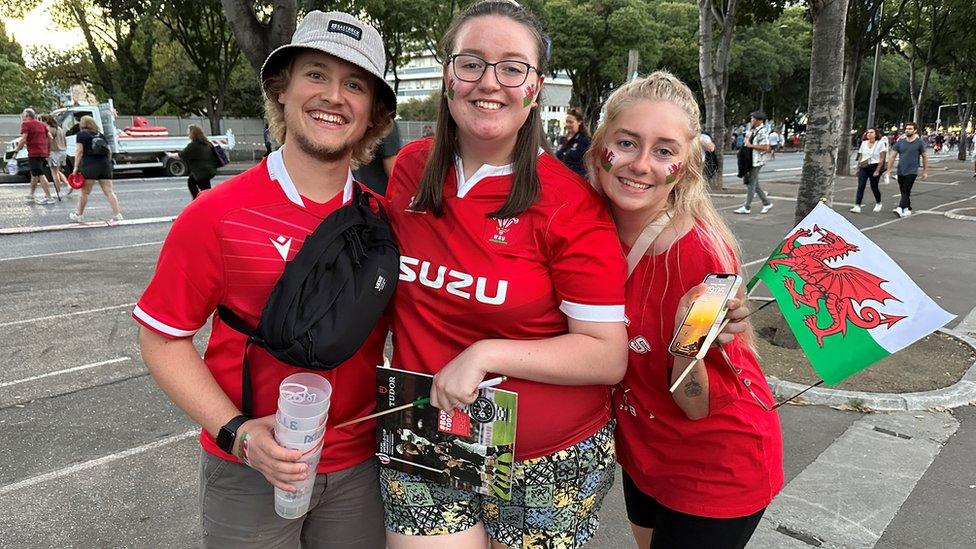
left=587, top=72, right=782, bottom=549
left=382, top=2, right=628, bottom=548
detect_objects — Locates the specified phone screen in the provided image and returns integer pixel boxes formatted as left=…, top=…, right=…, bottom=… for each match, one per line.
left=669, top=274, right=740, bottom=359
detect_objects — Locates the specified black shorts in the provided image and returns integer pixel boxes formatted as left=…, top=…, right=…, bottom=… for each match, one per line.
left=28, top=157, right=48, bottom=176
left=621, top=469, right=765, bottom=549
left=80, top=158, right=113, bottom=181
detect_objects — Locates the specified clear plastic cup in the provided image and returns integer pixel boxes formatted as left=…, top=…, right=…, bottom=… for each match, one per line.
left=275, top=421, right=326, bottom=446
left=276, top=408, right=327, bottom=432
left=273, top=436, right=324, bottom=519
left=278, top=373, right=332, bottom=420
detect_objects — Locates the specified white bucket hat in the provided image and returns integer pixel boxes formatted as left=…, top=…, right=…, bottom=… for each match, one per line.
left=261, top=11, right=396, bottom=113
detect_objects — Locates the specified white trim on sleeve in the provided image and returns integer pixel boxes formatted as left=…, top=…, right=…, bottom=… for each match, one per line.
left=133, top=305, right=199, bottom=337
left=559, top=300, right=627, bottom=323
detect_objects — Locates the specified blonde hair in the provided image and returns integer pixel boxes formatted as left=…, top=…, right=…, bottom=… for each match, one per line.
left=587, top=71, right=754, bottom=348
left=79, top=116, right=99, bottom=132
left=263, top=61, right=394, bottom=169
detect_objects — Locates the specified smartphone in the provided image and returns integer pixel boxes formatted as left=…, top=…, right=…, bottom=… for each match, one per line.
left=668, top=273, right=742, bottom=360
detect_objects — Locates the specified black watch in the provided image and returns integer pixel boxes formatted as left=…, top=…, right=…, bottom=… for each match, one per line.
left=216, top=414, right=249, bottom=454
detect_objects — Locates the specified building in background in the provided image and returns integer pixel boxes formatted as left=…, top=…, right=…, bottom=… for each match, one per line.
left=386, top=51, right=574, bottom=142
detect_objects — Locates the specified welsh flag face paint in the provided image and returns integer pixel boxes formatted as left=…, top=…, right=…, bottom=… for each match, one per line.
left=447, top=79, right=455, bottom=101
left=665, top=162, right=682, bottom=185
left=522, top=83, right=536, bottom=108
left=601, top=147, right=615, bottom=172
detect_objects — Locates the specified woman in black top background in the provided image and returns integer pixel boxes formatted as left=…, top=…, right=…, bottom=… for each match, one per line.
left=554, top=107, right=590, bottom=177
left=169, top=124, right=219, bottom=199
left=70, top=115, right=122, bottom=223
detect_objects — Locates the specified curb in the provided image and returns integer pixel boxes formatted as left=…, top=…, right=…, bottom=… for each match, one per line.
left=765, top=328, right=976, bottom=411
left=945, top=208, right=976, bottom=221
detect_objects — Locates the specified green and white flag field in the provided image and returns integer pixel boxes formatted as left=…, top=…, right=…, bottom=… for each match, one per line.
left=747, top=203, right=955, bottom=385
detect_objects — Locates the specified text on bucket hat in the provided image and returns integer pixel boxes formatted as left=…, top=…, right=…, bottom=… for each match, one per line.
left=260, top=11, right=396, bottom=114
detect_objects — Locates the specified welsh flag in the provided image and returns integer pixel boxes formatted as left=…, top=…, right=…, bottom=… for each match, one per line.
left=747, top=203, right=955, bottom=385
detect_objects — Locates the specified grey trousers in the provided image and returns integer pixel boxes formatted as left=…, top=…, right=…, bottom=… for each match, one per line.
left=744, top=166, right=770, bottom=209
left=200, top=452, right=385, bottom=549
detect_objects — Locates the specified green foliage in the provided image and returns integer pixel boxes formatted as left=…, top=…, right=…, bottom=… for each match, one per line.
left=396, top=93, right=440, bottom=122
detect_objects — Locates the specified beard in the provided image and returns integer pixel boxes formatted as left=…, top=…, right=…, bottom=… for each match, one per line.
left=284, top=106, right=359, bottom=162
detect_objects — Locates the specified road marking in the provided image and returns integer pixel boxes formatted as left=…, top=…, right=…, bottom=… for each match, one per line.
left=0, top=241, right=163, bottom=262
left=0, top=303, right=136, bottom=328
left=0, top=357, right=131, bottom=388
left=0, top=430, right=197, bottom=496
left=0, top=216, right=175, bottom=235
left=754, top=412, right=958, bottom=549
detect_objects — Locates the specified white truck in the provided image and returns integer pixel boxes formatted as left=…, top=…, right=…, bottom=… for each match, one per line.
left=5, top=99, right=235, bottom=177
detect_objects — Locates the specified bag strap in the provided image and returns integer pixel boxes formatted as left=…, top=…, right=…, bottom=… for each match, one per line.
left=626, top=211, right=672, bottom=278
left=216, top=305, right=261, bottom=418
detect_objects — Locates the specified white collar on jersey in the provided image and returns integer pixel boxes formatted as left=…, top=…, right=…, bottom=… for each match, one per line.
left=266, top=147, right=354, bottom=207
left=453, top=148, right=545, bottom=198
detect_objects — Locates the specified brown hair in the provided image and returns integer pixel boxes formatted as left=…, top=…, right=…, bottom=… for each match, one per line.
left=864, top=127, right=880, bottom=141
left=187, top=124, right=210, bottom=145
left=410, top=0, right=549, bottom=219
left=263, top=56, right=395, bottom=168
left=566, top=107, right=589, bottom=137
left=40, top=113, right=57, bottom=128
left=905, top=122, right=918, bottom=130
left=79, top=115, right=99, bottom=132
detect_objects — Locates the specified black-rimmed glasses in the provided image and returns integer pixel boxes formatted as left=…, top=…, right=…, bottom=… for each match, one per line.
left=449, top=53, right=538, bottom=88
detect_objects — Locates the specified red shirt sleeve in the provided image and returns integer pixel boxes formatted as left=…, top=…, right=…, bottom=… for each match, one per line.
left=545, top=188, right=626, bottom=322
left=133, top=200, right=226, bottom=338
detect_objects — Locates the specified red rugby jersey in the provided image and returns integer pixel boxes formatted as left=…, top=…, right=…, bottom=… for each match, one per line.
left=386, top=138, right=626, bottom=460
left=614, top=226, right=784, bottom=518
left=133, top=150, right=384, bottom=473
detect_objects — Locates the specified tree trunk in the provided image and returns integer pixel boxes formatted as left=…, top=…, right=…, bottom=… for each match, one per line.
left=958, top=94, right=974, bottom=162
left=796, top=0, right=850, bottom=224
left=913, top=65, right=932, bottom=127
left=220, top=0, right=297, bottom=75
left=698, top=0, right=740, bottom=191
left=835, top=48, right=863, bottom=176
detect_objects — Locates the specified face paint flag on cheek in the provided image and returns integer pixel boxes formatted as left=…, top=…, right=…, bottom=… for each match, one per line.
left=447, top=79, right=455, bottom=101
left=522, top=83, right=537, bottom=108
left=601, top=147, right=615, bottom=172
left=665, top=162, right=682, bottom=184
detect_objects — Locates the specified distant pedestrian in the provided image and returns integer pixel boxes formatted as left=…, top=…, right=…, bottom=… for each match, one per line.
left=169, top=124, right=219, bottom=199
left=767, top=128, right=781, bottom=159
left=734, top=110, right=773, bottom=215
left=41, top=113, right=69, bottom=197
left=851, top=128, right=887, bottom=213
left=15, top=108, right=56, bottom=204
left=262, top=123, right=273, bottom=156
left=735, top=132, right=744, bottom=150
left=70, top=115, right=122, bottom=222
left=701, top=131, right=719, bottom=178
left=554, top=107, right=590, bottom=177
left=886, top=122, right=927, bottom=218
left=353, top=122, right=401, bottom=195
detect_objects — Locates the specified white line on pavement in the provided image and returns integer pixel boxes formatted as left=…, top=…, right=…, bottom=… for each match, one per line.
left=0, top=303, right=136, bottom=328
left=0, top=241, right=163, bottom=262
left=0, top=430, right=197, bottom=496
left=0, top=216, right=175, bottom=235
left=0, top=357, right=131, bottom=388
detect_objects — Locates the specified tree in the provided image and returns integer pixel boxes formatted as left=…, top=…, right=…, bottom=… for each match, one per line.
left=939, top=0, right=976, bottom=161
left=159, top=0, right=244, bottom=133
left=220, top=0, right=298, bottom=76
left=0, top=20, right=53, bottom=112
left=888, top=0, right=954, bottom=127
left=795, top=0, right=849, bottom=223
left=397, top=93, right=439, bottom=121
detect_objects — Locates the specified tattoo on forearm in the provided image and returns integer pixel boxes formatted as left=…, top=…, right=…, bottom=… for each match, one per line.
left=683, top=374, right=703, bottom=397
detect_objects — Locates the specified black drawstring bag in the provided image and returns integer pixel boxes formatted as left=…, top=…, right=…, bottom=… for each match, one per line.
left=218, top=184, right=398, bottom=418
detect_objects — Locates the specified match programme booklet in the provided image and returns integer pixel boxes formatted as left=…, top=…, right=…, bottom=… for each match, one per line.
left=374, top=366, right=518, bottom=500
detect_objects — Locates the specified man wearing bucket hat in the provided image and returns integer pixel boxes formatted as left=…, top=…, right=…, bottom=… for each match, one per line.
left=133, top=11, right=394, bottom=548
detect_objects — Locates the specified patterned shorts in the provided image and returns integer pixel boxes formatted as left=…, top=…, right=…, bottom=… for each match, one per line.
left=380, top=421, right=616, bottom=549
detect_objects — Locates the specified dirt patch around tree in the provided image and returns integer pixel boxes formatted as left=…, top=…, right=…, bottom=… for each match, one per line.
left=751, top=301, right=975, bottom=393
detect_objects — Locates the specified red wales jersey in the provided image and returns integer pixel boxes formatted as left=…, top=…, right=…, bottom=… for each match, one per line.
left=386, top=138, right=626, bottom=460
left=133, top=150, right=384, bottom=473
left=614, top=226, right=784, bottom=518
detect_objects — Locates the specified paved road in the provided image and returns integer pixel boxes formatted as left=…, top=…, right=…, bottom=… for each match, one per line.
left=1, top=158, right=975, bottom=548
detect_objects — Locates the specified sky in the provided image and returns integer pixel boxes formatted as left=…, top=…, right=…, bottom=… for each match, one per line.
left=2, top=0, right=84, bottom=63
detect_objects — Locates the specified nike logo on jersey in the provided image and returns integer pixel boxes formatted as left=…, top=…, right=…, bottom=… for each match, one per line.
left=399, top=256, right=508, bottom=305
left=270, top=235, right=292, bottom=261
left=629, top=335, right=650, bottom=354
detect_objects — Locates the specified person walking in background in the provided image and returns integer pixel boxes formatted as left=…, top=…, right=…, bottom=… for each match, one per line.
left=353, top=121, right=401, bottom=195
left=851, top=128, right=887, bottom=213
left=167, top=125, right=219, bottom=199
left=70, top=115, right=122, bottom=222
left=554, top=107, right=591, bottom=177
left=262, top=123, right=273, bottom=156
left=41, top=114, right=68, bottom=197
left=767, top=127, right=780, bottom=160
left=733, top=110, right=773, bottom=215
left=886, top=122, right=927, bottom=218
left=15, top=108, right=56, bottom=204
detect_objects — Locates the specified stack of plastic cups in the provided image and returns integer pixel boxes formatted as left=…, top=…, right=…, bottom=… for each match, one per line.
left=274, top=372, right=332, bottom=519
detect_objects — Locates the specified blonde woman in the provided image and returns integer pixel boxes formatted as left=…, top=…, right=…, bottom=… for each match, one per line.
left=586, top=72, right=783, bottom=549
left=70, top=115, right=122, bottom=222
